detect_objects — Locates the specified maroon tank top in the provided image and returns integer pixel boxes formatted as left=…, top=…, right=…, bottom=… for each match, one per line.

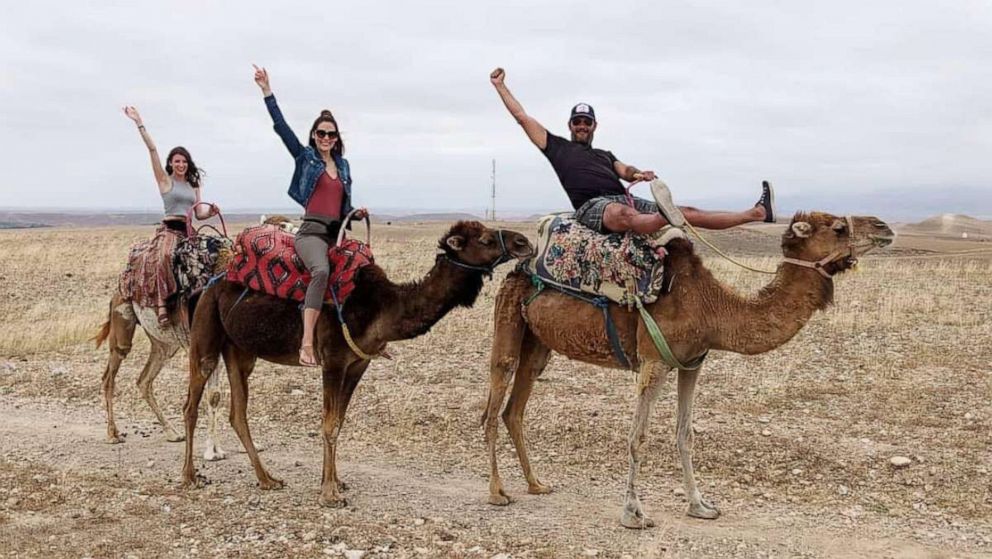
left=305, top=172, right=344, bottom=220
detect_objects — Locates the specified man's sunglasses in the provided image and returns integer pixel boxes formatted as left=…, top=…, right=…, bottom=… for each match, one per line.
left=314, top=130, right=339, bottom=139
left=570, top=117, right=594, bottom=126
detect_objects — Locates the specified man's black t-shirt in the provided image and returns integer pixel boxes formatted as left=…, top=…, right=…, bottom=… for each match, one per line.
left=542, top=132, right=624, bottom=209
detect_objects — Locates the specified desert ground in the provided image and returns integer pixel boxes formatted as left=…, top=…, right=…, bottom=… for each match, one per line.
left=1, top=217, right=990, bottom=558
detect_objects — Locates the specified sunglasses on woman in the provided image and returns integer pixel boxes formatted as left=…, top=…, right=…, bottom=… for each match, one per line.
left=314, top=130, right=339, bottom=139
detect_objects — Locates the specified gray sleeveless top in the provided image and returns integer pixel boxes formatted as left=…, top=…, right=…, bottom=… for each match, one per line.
left=161, top=178, right=197, bottom=217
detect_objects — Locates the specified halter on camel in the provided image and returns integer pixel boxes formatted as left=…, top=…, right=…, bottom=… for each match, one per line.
left=435, top=228, right=515, bottom=276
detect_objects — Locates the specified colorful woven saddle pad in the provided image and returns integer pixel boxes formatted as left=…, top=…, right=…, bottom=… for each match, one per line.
left=174, top=234, right=233, bottom=296
left=226, top=224, right=374, bottom=305
left=521, top=213, right=685, bottom=306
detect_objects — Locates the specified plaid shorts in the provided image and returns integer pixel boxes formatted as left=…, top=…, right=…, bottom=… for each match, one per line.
left=573, top=195, right=658, bottom=233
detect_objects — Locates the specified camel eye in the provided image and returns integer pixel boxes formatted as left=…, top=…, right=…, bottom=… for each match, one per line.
left=478, top=236, right=493, bottom=246
left=832, top=222, right=847, bottom=235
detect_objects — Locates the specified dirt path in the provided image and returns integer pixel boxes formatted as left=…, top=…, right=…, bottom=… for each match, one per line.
left=1, top=395, right=982, bottom=559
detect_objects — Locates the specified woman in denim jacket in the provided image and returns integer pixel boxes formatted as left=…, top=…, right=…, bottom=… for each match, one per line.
left=253, top=64, right=367, bottom=367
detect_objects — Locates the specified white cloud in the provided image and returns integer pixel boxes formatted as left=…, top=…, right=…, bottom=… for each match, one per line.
left=0, top=0, right=990, bottom=217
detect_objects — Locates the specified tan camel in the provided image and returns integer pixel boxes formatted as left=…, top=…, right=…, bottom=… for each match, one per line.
left=95, top=291, right=230, bottom=462
left=182, top=221, right=535, bottom=507
left=482, top=212, right=894, bottom=528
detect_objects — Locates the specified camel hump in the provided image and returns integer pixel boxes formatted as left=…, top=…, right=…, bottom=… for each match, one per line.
left=523, top=214, right=684, bottom=307
left=227, top=224, right=374, bottom=306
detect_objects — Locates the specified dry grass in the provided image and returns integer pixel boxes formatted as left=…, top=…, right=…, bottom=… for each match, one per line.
left=1, top=221, right=990, bottom=557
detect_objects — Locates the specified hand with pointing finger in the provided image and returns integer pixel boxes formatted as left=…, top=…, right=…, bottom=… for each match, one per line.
left=253, top=64, right=272, bottom=96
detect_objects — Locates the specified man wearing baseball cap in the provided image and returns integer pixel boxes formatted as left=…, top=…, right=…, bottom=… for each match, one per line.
left=489, top=67, right=775, bottom=234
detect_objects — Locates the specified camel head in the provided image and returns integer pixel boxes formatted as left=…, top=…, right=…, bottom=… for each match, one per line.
left=438, top=221, right=534, bottom=273
left=261, top=214, right=300, bottom=234
left=782, top=212, right=895, bottom=278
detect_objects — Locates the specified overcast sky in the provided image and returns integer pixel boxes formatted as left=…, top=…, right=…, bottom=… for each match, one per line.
left=1, top=1, right=990, bottom=217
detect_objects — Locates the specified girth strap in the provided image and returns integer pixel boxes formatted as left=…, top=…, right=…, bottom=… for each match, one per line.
left=634, top=298, right=707, bottom=371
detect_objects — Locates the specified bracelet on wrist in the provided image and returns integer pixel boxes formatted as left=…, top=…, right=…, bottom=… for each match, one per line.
left=137, top=125, right=145, bottom=130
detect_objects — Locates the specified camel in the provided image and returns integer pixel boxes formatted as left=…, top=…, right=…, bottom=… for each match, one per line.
left=482, top=211, right=894, bottom=528
left=181, top=221, right=535, bottom=507
left=95, top=283, right=228, bottom=461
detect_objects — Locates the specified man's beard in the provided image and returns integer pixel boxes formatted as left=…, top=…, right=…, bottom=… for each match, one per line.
left=570, top=130, right=594, bottom=145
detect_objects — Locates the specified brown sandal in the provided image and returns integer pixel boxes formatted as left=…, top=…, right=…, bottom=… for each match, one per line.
left=299, top=345, right=319, bottom=368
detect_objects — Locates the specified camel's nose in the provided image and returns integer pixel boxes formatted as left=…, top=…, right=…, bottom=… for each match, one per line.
left=506, top=232, right=535, bottom=257
left=868, top=218, right=895, bottom=247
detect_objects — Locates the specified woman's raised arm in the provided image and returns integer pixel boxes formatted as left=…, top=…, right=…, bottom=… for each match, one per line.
left=123, top=106, right=169, bottom=190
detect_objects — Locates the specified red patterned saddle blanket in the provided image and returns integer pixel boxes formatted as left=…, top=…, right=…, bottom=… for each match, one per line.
left=226, top=224, right=374, bottom=305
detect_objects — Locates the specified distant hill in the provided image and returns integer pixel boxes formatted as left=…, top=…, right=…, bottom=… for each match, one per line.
left=899, top=214, right=992, bottom=240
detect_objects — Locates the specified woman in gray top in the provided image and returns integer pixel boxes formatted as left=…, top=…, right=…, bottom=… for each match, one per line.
left=120, top=106, right=218, bottom=324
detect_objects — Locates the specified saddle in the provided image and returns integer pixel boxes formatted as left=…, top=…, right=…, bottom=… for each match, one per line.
left=520, top=213, right=685, bottom=307
left=225, top=224, right=374, bottom=305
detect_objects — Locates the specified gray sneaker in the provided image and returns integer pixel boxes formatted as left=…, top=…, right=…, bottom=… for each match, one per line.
left=756, top=180, right=776, bottom=223
left=649, top=178, right=686, bottom=228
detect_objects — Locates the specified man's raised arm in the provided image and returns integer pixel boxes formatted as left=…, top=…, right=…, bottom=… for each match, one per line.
left=490, top=67, right=548, bottom=150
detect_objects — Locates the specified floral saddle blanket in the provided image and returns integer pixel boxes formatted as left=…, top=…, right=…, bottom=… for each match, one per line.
left=225, top=224, right=374, bottom=305
left=520, top=213, right=685, bottom=307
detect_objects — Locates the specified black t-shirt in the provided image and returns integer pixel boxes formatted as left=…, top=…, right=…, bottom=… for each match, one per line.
left=542, top=132, right=624, bottom=209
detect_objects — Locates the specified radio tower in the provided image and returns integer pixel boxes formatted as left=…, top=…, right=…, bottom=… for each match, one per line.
left=489, top=158, right=496, bottom=221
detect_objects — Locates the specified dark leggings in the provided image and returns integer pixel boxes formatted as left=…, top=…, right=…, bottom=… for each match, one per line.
left=295, top=220, right=340, bottom=310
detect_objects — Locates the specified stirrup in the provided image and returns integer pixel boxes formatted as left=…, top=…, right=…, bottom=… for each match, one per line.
left=649, top=179, right=686, bottom=228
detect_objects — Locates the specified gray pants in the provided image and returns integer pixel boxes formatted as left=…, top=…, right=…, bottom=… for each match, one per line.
left=295, top=220, right=340, bottom=310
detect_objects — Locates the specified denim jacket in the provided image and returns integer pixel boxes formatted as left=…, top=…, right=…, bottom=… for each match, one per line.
left=264, top=94, right=354, bottom=216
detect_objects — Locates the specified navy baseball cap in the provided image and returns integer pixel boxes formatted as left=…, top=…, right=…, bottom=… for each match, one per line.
left=570, top=103, right=596, bottom=123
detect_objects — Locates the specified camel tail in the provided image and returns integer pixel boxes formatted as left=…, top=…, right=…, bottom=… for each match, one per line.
left=92, top=300, right=113, bottom=348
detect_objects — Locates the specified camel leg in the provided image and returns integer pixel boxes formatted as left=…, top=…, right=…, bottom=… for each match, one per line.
left=225, top=345, right=282, bottom=490
left=100, top=297, right=137, bottom=444
left=181, top=344, right=215, bottom=488
left=319, top=359, right=368, bottom=507
left=484, top=280, right=528, bottom=506
left=136, top=336, right=184, bottom=442
left=501, top=334, right=552, bottom=495
left=620, top=362, right=670, bottom=530
left=331, top=361, right=368, bottom=492
left=202, top=368, right=227, bottom=461
left=677, top=367, right=719, bottom=519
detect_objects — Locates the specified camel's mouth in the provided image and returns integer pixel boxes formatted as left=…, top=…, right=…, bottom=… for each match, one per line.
left=853, top=218, right=895, bottom=255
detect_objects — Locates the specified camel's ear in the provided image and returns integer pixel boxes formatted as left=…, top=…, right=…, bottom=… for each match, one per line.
left=790, top=221, right=813, bottom=238
left=445, top=235, right=465, bottom=251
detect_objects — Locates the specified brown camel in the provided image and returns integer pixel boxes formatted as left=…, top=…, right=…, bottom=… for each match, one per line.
left=95, top=285, right=227, bottom=460
left=482, top=212, right=894, bottom=528
left=182, top=221, right=534, bottom=507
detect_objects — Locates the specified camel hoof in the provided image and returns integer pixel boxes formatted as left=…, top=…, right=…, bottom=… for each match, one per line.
left=319, top=494, right=348, bottom=508
left=165, top=432, right=186, bottom=443
left=203, top=447, right=227, bottom=462
left=687, top=502, right=720, bottom=519
left=620, top=511, right=656, bottom=530
left=106, top=434, right=124, bottom=444
left=258, top=478, right=285, bottom=491
left=488, top=492, right=512, bottom=506
left=527, top=482, right=553, bottom=495
left=182, top=472, right=208, bottom=489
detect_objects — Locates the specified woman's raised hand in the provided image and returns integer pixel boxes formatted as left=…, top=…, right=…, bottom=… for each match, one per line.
left=122, top=106, right=143, bottom=125
left=253, top=64, right=271, bottom=95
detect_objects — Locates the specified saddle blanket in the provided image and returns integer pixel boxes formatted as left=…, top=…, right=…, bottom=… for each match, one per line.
left=520, top=213, right=685, bottom=307
left=226, top=224, right=374, bottom=305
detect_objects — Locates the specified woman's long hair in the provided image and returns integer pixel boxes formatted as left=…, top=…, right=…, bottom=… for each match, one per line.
left=165, top=146, right=204, bottom=188
left=308, top=110, right=345, bottom=157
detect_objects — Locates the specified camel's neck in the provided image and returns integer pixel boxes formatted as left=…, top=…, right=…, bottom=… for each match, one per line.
left=703, top=263, right=834, bottom=355
left=381, top=256, right=485, bottom=342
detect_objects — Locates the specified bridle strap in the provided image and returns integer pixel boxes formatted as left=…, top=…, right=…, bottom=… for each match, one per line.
left=437, top=229, right=512, bottom=276
left=782, top=216, right=857, bottom=279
